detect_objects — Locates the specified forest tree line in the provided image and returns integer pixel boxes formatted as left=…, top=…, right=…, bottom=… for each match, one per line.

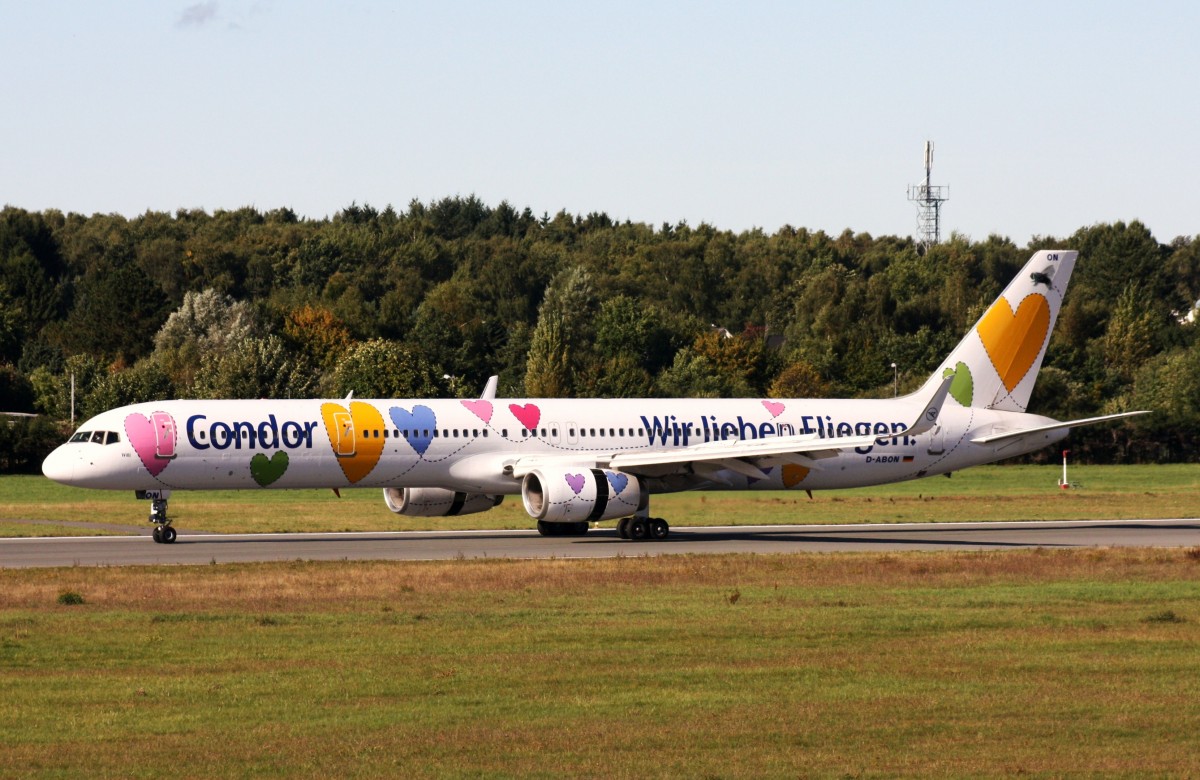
left=1, top=198, right=1198, bottom=471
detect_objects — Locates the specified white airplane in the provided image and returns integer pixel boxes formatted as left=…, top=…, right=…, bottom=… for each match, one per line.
left=43, top=249, right=1146, bottom=544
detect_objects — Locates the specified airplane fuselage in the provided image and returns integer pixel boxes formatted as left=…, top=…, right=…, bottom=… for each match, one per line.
left=44, top=395, right=1064, bottom=495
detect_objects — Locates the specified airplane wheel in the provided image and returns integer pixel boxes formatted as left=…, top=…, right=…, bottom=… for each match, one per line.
left=617, top=518, right=631, bottom=539
left=152, top=526, right=162, bottom=544
left=628, top=519, right=649, bottom=540
left=161, top=526, right=177, bottom=544
left=649, top=518, right=669, bottom=540
left=536, top=520, right=554, bottom=536
left=572, top=521, right=589, bottom=536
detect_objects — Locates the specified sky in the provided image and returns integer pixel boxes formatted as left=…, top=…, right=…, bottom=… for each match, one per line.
left=3, top=1, right=1198, bottom=244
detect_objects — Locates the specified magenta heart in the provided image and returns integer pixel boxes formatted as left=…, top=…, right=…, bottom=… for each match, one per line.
left=124, top=412, right=173, bottom=478
left=461, top=399, right=493, bottom=424
left=509, top=403, right=541, bottom=431
left=564, top=473, right=586, bottom=495
left=762, top=400, right=786, bottom=418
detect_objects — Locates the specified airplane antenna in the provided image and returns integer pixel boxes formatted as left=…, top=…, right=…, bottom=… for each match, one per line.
left=907, top=140, right=949, bottom=251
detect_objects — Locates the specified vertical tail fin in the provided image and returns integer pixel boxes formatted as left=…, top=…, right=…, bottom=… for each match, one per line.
left=917, top=249, right=1078, bottom=412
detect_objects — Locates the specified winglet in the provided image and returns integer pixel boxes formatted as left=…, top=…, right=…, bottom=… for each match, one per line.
left=900, top=372, right=955, bottom=438
left=480, top=375, right=498, bottom=401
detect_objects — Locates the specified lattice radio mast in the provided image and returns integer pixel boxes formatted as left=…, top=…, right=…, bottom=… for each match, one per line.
left=907, top=140, right=949, bottom=250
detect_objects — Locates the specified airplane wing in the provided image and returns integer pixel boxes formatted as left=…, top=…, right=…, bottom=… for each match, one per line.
left=970, top=410, right=1150, bottom=445
left=509, top=374, right=956, bottom=483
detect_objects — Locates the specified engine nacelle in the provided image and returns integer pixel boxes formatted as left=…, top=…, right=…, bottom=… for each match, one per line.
left=521, top=468, right=647, bottom=523
left=383, top=487, right=502, bottom=517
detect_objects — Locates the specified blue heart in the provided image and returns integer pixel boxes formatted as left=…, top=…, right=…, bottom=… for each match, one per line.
left=390, top=405, right=437, bottom=456
left=605, top=471, right=629, bottom=495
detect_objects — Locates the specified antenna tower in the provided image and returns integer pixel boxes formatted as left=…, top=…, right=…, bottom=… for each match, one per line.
left=907, top=141, right=949, bottom=250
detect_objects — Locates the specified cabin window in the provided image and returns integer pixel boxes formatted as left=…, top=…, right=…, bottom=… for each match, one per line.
left=483, top=430, right=489, bottom=438
left=472, top=429, right=479, bottom=437
left=502, top=429, right=508, bottom=438
left=569, top=428, right=576, bottom=437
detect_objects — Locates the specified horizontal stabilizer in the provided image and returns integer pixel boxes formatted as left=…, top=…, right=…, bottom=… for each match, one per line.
left=970, top=411, right=1151, bottom=445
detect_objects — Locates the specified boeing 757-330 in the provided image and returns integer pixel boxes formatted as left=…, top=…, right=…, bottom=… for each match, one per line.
left=42, top=249, right=1146, bottom=543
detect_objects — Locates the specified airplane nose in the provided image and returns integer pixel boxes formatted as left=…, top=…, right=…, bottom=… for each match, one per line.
left=41, top=446, right=76, bottom=484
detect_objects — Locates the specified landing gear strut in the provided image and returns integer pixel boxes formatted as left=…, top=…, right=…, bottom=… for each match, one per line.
left=137, top=490, right=177, bottom=544
left=616, top=516, right=669, bottom=540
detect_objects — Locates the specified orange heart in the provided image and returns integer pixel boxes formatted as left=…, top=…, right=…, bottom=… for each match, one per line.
left=976, top=294, right=1051, bottom=392
left=320, top=401, right=386, bottom=483
left=782, top=464, right=810, bottom=488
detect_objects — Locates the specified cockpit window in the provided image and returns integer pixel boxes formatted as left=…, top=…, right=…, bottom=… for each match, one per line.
left=68, top=430, right=120, bottom=445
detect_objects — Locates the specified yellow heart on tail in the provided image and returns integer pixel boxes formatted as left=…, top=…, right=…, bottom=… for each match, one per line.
left=976, top=294, right=1051, bottom=392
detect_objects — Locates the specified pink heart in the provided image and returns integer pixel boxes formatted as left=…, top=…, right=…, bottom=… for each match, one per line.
left=124, top=412, right=173, bottom=478
left=461, top=399, right=493, bottom=424
left=509, top=403, right=541, bottom=431
left=761, top=400, right=785, bottom=418
left=565, top=473, right=586, bottom=495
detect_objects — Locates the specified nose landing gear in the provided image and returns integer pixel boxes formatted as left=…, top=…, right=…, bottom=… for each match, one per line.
left=137, top=489, right=177, bottom=544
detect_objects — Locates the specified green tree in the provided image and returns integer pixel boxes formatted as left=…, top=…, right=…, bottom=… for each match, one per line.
left=0, top=363, right=35, bottom=412
left=193, top=335, right=319, bottom=400
left=82, top=360, right=174, bottom=419
left=331, top=339, right=449, bottom=398
left=1101, top=284, right=1159, bottom=384
left=153, top=289, right=256, bottom=389
left=28, top=354, right=105, bottom=420
left=768, top=360, right=830, bottom=398
left=524, top=267, right=596, bottom=397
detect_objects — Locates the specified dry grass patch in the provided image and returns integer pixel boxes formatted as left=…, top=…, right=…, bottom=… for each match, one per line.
left=3, top=546, right=1198, bottom=612
left=3, top=549, right=1200, bottom=777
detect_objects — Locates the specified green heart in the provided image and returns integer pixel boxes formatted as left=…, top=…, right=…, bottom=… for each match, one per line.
left=250, top=451, right=289, bottom=487
left=942, top=362, right=974, bottom=407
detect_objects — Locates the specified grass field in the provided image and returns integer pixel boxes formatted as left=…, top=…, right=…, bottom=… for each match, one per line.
left=2, top=549, right=1199, bottom=777
left=2, top=464, right=1197, bottom=537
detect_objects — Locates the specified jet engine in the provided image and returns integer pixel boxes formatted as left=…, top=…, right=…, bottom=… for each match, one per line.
left=383, top=487, right=502, bottom=517
left=521, top=468, right=646, bottom=523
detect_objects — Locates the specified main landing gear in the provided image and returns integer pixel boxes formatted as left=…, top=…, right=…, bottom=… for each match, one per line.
left=616, top=516, right=669, bottom=541
left=137, top=490, right=177, bottom=544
